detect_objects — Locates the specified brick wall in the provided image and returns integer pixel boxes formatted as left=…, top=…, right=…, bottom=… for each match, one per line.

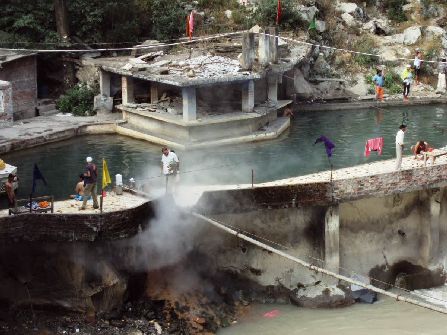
left=0, top=56, right=37, bottom=120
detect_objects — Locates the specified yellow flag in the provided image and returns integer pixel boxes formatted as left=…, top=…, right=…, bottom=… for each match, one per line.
left=102, top=158, right=111, bottom=189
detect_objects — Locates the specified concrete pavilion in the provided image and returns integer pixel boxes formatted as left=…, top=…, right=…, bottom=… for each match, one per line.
left=90, top=29, right=298, bottom=149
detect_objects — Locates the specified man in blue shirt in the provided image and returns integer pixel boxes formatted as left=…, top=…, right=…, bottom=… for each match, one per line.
left=372, top=69, right=385, bottom=102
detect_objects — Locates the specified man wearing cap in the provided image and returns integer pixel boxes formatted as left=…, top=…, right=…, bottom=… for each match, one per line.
left=161, top=147, right=179, bottom=193
left=401, top=65, right=413, bottom=101
left=80, top=156, right=99, bottom=210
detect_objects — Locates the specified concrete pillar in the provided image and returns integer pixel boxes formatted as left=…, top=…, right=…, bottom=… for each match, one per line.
left=99, top=70, right=111, bottom=97
left=242, top=80, right=255, bottom=112
left=429, top=190, right=441, bottom=264
left=258, top=32, right=270, bottom=66
left=182, top=87, right=196, bottom=122
left=266, top=26, right=278, bottom=64
left=241, top=32, right=255, bottom=70
left=0, top=80, right=13, bottom=124
left=325, top=206, right=340, bottom=274
left=121, top=76, right=135, bottom=105
left=150, top=83, right=158, bottom=104
left=267, top=75, right=278, bottom=103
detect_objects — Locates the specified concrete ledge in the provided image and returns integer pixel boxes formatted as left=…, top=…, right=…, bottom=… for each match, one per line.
left=0, top=121, right=118, bottom=155
left=296, top=98, right=447, bottom=112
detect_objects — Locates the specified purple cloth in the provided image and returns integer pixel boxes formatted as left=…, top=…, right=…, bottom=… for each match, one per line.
left=315, top=136, right=335, bottom=157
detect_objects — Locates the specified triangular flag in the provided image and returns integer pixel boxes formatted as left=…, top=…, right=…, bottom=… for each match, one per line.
left=276, top=0, right=281, bottom=25
left=102, top=158, right=111, bottom=189
left=32, top=163, right=47, bottom=194
left=308, top=17, right=317, bottom=30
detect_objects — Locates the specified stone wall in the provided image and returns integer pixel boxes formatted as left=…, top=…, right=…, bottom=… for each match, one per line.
left=0, top=56, right=37, bottom=120
left=0, top=80, right=13, bottom=127
left=0, top=200, right=154, bottom=242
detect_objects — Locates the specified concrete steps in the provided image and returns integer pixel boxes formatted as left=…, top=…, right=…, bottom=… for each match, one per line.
left=37, top=99, right=59, bottom=117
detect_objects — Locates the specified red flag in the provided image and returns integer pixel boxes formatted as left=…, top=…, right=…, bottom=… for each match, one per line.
left=276, top=0, right=281, bottom=25
left=188, top=12, right=194, bottom=40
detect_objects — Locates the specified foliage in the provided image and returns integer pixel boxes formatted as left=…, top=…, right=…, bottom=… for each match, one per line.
left=252, top=0, right=306, bottom=31
left=353, top=36, right=378, bottom=66
left=149, top=0, right=185, bottom=41
left=0, top=0, right=61, bottom=46
left=384, top=0, right=407, bottom=23
left=56, top=84, right=98, bottom=116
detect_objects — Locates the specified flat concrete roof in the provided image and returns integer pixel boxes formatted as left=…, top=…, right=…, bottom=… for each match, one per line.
left=92, top=53, right=295, bottom=88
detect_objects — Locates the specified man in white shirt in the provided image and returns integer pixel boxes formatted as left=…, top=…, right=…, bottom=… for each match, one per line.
left=161, top=147, right=180, bottom=192
left=395, top=125, right=407, bottom=170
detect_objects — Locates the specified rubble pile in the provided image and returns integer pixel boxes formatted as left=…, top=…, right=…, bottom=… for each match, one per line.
left=169, top=55, right=243, bottom=78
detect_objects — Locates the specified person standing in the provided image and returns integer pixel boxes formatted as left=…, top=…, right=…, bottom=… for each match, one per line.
left=395, top=125, right=407, bottom=170
left=401, top=65, right=413, bottom=101
left=436, top=58, right=447, bottom=94
left=372, top=68, right=385, bottom=102
left=80, top=156, right=99, bottom=210
left=5, top=173, right=17, bottom=208
left=161, top=147, right=179, bottom=193
left=413, top=49, right=423, bottom=85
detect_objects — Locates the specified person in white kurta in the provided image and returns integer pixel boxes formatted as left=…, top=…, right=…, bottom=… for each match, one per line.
left=395, top=125, right=407, bottom=170
left=161, top=147, right=180, bottom=193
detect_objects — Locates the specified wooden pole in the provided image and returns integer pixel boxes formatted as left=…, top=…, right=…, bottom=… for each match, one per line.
left=100, top=187, right=103, bottom=213
left=192, top=212, right=447, bottom=315
left=251, top=169, right=254, bottom=188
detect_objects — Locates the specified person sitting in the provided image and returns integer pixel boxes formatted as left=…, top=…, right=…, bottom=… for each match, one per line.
left=413, top=140, right=433, bottom=160
left=70, top=174, right=86, bottom=200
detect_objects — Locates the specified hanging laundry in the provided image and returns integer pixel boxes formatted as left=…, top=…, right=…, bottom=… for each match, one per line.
left=364, top=137, right=384, bottom=157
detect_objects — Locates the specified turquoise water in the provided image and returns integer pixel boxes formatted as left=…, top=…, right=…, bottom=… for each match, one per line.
left=3, top=104, right=447, bottom=205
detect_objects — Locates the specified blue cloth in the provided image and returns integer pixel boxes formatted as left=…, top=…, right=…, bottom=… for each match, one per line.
left=372, top=74, right=384, bottom=87
left=25, top=201, right=39, bottom=210
left=315, top=136, right=335, bottom=158
left=32, top=164, right=47, bottom=194
left=75, top=195, right=92, bottom=201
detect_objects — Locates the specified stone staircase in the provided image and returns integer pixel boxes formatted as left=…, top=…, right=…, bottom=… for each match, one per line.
left=37, top=99, right=59, bottom=117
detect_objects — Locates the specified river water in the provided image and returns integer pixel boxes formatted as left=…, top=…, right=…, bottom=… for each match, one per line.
left=218, top=291, right=447, bottom=335
left=3, top=104, right=447, bottom=205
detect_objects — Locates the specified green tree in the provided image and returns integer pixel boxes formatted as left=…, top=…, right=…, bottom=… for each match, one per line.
left=150, top=0, right=185, bottom=41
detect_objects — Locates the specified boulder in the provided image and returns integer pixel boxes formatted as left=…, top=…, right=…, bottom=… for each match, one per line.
left=224, top=10, right=232, bottom=19
left=442, top=36, right=447, bottom=50
left=289, top=283, right=354, bottom=308
left=379, top=48, right=397, bottom=62
left=337, top=2, right=365, bottom=19
left=363, top=19, right=392, bottom=35
left=383, top=33, right=405, bottom=45
left=403, top=26, right=421, bottom=45
left=293, top=68, right=314, bottom=98
left=348, top=73, right=369, bottom=97
left=424, top=26, right=445, bottom=40
left=341, top=13, right=358, bottom=27
left=296, top=5, right=319, bottom=23
left=336, top=2, right=358, bottom=14
left=316, top=20, right=327, bottom=33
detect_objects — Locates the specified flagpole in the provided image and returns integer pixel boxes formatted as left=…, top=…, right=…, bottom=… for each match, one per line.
left=100, top=158, right=104, bottom=214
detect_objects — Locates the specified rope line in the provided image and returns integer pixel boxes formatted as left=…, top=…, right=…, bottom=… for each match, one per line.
left=0, top=31, right=247, bottom=53
left=197, top=213, right=447, bottom=306
left=193, top=212, right=447, bottom=314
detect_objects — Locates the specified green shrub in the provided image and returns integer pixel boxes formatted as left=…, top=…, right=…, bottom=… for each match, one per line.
left=252, top=0, right=306, bottom=31
left=56, top=84, right=97, bottom=116
left=353, top=36, right=378, bottom=66
left=366, top=70, right=402, bottom=95
left=384, top=0, right=407, bottom=22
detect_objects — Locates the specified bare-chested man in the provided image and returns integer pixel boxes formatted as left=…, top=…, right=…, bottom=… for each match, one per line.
left=5, top=173, right=16, bottom=208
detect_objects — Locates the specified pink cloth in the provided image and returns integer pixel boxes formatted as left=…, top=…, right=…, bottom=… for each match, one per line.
left=364, top=137, right=384, bottom=157
left=189, top=12, right=194, bottom=36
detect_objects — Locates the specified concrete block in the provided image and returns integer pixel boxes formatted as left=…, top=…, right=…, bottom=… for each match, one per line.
left=241, top=32, right=255, bottom=70
left=242, top=80, right=255, bottom=112
left=94, top=95, right=114, bottom=112
left=100, top=70, right=111, bottom=97
left=122, top=76, right=135, bottom=105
